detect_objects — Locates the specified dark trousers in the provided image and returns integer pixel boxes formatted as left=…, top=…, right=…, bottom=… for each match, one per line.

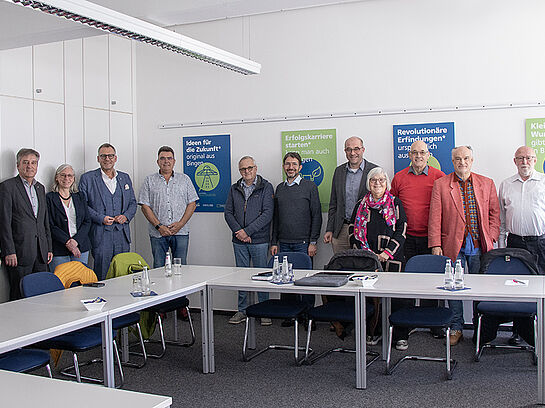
left=507, top=234, right=545, bottom=275
left=8, top=256, right=48, bottom=300
left=478, top=315, right=535, bottom=347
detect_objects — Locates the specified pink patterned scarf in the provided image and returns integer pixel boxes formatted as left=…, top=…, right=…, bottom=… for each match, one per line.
left=353, top=190, right=397, bottom=250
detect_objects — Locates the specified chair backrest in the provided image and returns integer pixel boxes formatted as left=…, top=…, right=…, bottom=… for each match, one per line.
left=267, top=252, right=312, bottom=270
left=486, top=256, right=534, bottom=276
left=324, top=249, right=382, bottom=272
left=21, top=272, right=65, bottom=298
left=106, top=252, right=150, bottom=279
left=405, top=254, right=451, bottom=274
left=54, top=261, right=98, bottom=288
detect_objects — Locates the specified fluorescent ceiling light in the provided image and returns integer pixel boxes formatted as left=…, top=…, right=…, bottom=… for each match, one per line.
left=5, top=0, right=261, bottom=75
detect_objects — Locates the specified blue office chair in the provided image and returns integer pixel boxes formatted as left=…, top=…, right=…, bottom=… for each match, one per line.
left=385, top=255, right=456, bottom=380
left=0, top=349, right=52, bottom=377
left=303, top=249, right=381, bottom=367
left=21, top=272, right=124, bottom=386
left=474, top=250, right=538, bottom=363
left=242, top=252, right=312, bottom=364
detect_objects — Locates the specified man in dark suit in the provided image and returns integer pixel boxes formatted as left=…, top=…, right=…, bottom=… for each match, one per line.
left=323, top=136, right=379, bottom=253
left=79, top=143, right=137, bottom=280
left=0, top=148, right=52, bottom=300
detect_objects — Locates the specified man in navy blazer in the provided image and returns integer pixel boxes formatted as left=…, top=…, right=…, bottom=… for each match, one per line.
left=0, top=148, right=52, bottom=300
left=79, top=143, right=137, bottom=280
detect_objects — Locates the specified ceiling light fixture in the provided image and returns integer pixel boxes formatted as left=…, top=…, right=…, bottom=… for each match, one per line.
left=6, top=0, right=261, bottom=75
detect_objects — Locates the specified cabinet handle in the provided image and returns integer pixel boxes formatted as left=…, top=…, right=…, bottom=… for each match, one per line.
left=35, top=88, right=42, bottom=94
left=111, top=100, right=117, bottom=105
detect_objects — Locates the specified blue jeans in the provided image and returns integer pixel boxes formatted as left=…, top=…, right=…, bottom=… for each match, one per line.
left=279, top=242, right=315, bottom=308
left=150, top=235, right=189, bottom=268
left=448, top=249, right=481, bottom=331
left=49, top=251, right=90, bottom=274
left=233, top=242, right=269, bottom=312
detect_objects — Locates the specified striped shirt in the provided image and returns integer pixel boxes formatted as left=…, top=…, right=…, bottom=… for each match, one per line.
left=458, top=175, right=480, bottom=246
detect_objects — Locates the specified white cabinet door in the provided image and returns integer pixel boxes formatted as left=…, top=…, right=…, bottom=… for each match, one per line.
left=109, top=36, right=132, bottom=113
left=0, top=96, right=33, bottom=180
left=34, top=101, right=65, bottom=187
left=64, top=39, right=83, bottom=107
left=33, top=42, right=64, bottom=104
left=83, top=36, right=109, bottom=110
left=0, top=46, right=32, bottom=99
left=65, top=105, right=85, bottom=178
left=83, top=107, right=109, bottom=171
left=109, top=111, right=133, bottom=177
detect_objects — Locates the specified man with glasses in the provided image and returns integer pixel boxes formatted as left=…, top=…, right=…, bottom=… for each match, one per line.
left=428, top=145, right=500, bottom=345
left=0, top=148, right=52, bottom=299
left=324, top=136, right=378, bottom=253
left=79, top=143, right=137, bottom=280
left=139, top=146, right=198, bottom=268
left=499, top=146, right=545, bottom=274
left=224, top=156, right=274, bottom=325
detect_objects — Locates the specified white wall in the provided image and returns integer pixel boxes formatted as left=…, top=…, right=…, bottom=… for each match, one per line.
left=134, top=0, right=545, bottom=310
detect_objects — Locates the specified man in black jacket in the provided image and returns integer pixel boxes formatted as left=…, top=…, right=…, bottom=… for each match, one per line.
left=324, top=136, right=378, bottom=253
left=0, top=148, right=52, bottom=300
left=224, top=156, right=274, bottom=325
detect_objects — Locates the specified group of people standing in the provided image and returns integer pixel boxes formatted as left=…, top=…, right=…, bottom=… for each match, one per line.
left=0, top=144, right=198, bottom=300
left=1, top=138, right=543, bottom=352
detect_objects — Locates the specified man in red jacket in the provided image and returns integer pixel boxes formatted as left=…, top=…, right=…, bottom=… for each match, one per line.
left=428, top=145, right=500, bottom=346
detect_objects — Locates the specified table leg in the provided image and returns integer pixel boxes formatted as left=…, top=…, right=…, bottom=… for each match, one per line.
left=201, top=287, right=210, bottom=374
left=248, top=291, right=257, bottom=350
left=382, top=297, right=391, bottom=360
left=356, top=292, right=366, bottom=389
left=538, top=298, right=544, bottom=404
left=101, top=316, right=115, bottom=388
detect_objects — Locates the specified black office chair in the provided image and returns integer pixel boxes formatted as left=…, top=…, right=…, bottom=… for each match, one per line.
left=242, top=252, right=312, bottom=364
left=0, top=349, right=52, bottom=377
left=21, top=272, right=125, bottom=386
left=474, top=249, right=539, bottom=364
left=303, top=249, right=381, bottom=367
left=385, top=255, right=456, bottom=380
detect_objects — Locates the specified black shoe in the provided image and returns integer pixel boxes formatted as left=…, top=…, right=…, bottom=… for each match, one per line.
left=281, top=318, right=295, bottom=327
left=431, top=328, right=445, bottom=339
left=508, top=333, right=522, bottom=346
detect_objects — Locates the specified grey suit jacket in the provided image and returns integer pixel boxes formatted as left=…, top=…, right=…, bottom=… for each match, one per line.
left=0, top=176, right=52, bottom=265
left=326, top=159, right=379, bottom=238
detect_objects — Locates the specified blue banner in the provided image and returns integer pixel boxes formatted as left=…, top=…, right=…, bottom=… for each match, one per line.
left=393, top=122, right=455, bottom=174
left=183, top=134, right=231, bottom=213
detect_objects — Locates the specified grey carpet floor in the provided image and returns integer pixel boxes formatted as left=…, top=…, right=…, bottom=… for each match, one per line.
left=36, top=311, right=539, bottom=408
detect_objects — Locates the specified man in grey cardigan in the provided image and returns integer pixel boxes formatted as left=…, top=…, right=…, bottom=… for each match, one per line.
left=323, top=136, right=379, bottom=253
left=224, top=156, right=274, bottom=325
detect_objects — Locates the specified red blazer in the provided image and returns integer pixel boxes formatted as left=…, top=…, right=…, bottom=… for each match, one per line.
left=428, top=172, right=500, bottom=262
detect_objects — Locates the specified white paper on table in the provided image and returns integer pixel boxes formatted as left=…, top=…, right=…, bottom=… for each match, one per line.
left=353, top=276, right=378, bottom=287
left=504, top=279, right=529, bottom=286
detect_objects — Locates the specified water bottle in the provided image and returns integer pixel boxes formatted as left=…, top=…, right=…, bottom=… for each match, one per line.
left=142, top=266, right=151, bottom=294
left=444, top=259, right=454, bottom=290
left=281, top=256, right=289, bottom=283
left=454, top=259, right=464, bottom=289
left=164, top=249, right=172, bottom=277
left=288, top=263, right=294, bottom=282
left=272, top=255, right=280, bottom=283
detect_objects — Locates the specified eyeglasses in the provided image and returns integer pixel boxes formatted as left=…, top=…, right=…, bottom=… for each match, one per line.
left=98, top=154, right=116, bottom=160
left=369, top=178, right=386, bottom=184
left=59, top=174, right=74, bottom=178
left=239, top=165, right=256, bottom=173
left=158, top=157, right=174, bottom=162
left=409, top=150, right=429, bottom=156
left=344, top=147, right=362, bottom=153
left=515, top=156, right=536, bottom=162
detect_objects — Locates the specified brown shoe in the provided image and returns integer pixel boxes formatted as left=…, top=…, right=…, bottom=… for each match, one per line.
left=448, top=330, right=463, bottom=346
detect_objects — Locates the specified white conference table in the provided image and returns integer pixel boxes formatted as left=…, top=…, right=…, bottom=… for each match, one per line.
left=206, top=267, right=367, bottom=388
left=1, top=369, right=172, bottom=407
left=21, top=265, right=238, bottom=387
left=360, top=272, right=545, bottom=403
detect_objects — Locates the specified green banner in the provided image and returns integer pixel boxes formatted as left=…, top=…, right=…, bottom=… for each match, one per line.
left=525, top=118, right=545, bottom=173
left=281, top=129, right=337, bottom=212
